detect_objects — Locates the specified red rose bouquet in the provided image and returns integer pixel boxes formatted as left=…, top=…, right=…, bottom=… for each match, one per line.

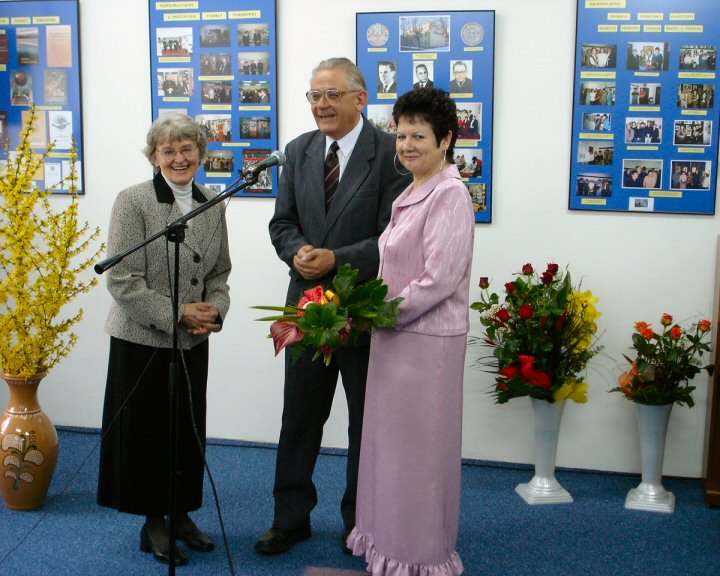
left=253, top=264, right=402, bottom=365
left=613, top=314, right=714, bottom=407
left=471, top=263, right=601, bottom=404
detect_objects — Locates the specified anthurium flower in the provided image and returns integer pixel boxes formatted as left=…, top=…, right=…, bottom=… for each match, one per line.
left=269, top=321, right=305, bottom=356
left=298, top=285, right=326, bottom=311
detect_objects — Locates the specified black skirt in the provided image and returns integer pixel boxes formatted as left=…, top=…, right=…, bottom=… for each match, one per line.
left=97, top=337, right=209, bottom=516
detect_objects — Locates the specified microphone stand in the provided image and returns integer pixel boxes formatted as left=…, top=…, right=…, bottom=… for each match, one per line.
left=95, top=170, right=258, bottom=575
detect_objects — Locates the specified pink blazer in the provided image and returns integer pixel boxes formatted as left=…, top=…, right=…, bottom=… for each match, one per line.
left=378, top=164, right=475, bottom=337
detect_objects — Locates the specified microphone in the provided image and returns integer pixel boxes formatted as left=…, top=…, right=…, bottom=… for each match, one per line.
left=242, top=150, right=285, bottom=179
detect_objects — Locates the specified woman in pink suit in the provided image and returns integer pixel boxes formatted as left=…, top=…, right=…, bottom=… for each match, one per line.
left=348, top=88, right=474, bottom=575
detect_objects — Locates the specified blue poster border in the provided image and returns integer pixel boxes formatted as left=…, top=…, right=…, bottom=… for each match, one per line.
left=148, top=0, right=279, bottom=198
left=356, top=10, right=495, bottom=223
left=569, top=0, right=719, bottom=215
left=0, top=0, right=84, bottom=195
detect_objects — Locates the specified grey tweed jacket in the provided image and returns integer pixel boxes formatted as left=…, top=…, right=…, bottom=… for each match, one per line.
left=104, top=172, right=231, bottom=350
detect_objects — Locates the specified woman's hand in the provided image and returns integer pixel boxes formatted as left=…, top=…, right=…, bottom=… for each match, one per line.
left=181, top=302, right=221, bottom=335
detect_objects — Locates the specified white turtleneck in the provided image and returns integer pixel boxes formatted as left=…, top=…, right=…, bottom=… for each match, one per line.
left=162, top=173, right=194, bottom=229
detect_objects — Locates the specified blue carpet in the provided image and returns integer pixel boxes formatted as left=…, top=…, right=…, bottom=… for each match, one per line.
left=0, top=428, right=719, bottom=575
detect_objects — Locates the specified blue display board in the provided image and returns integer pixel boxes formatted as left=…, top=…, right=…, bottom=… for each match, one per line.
left=570, top=0, right=719, bottom=214
left=0, top=0, right=83, bottom=194
left=149, top=0, right=278, bottom=197
left=356, top=11, right=495, bottom=223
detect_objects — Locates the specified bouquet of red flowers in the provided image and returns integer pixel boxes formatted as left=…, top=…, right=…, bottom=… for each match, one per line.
left=471, top=262, right=601, bottom=404
left=253, top=264, right=402, bottom=365
left=613, top=314, right=714, bottom=407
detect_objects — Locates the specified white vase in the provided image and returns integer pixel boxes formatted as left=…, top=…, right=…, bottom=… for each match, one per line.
left=625, top=402, right=675, bottom=513
left=515, top=398, right=573, bottom=505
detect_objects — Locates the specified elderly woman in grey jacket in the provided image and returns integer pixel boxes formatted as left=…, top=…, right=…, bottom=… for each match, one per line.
left=97, top=114, right=231, bottom=566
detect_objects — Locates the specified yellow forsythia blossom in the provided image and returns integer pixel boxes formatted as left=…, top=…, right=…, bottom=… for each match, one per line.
left=0, top=108, right=105, bottom=378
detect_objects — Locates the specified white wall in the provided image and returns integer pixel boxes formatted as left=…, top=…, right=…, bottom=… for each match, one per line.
left=3, top=0, right=718, bottom=478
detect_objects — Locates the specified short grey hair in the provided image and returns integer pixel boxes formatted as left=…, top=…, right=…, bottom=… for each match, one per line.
left=143, top=114, right=207, bottom=165
left=311, top=57, right=367, bottom=93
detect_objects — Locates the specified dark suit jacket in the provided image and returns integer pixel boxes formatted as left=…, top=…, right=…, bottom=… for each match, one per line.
left=270, top=117, right=411, bottom=306
left=413, top=80, right=434, bottom=90
left=450, top=78, right=474, bottom=93
left=377, top=81, right=397, bottom=94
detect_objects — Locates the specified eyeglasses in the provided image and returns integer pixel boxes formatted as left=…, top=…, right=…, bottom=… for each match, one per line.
left=156, top=145, right=197, bottom=160
left=305, top=89, right=360, bottom=103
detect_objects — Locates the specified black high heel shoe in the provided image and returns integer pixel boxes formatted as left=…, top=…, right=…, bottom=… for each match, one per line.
left=176, top=525, right=215, bottom=552
left=140, top=523, right=188, bottom=565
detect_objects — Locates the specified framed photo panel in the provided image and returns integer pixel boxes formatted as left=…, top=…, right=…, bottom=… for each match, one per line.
left=569, top=0, right=719, bottom=215
left=357, top=11, right=495, bottom=223
left=149, top=0, right=279, bottom=197
left=0, top=0, right=84, bottom=194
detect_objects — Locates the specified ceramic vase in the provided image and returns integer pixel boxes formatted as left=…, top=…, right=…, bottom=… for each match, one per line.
left=625, top=402, right=675, bottom=513
left=516, top=398, right=573, bottom=505
left=0, top=373, right=59, bottom=510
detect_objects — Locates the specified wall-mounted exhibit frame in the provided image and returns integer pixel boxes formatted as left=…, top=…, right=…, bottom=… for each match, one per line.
left=356, top=10, right=495, bottom=223
left=0, top=0, right=84, bottom=194
left=149, top=0, right=278, bottom=197
left=569, top=0, right=719, bottom=215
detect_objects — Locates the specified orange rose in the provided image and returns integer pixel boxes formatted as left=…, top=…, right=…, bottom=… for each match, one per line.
left=635, top=321, right=649, bottom=333
left=661, top=313, right=673, bottom=326
left=699, top=319, right=712, bottom=333
left=641, top=327, right=654, bottom=340
left=670, top=325, right=683, bottom=340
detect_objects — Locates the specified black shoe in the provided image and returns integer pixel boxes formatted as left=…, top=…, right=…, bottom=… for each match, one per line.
left=140, top=524, right=188, bottom=566
left=176, top=525, right=215, bottom=552
left=254, top=525, right=312, bottom=555
left=341, top=527, right=353, bottom=556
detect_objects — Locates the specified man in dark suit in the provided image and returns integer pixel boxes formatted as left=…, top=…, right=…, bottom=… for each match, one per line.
left=256, top=57, right=410, bottom=556
left=377, top=61, right=397, bottom=93
left=413, top=63, right=434, bottom=90
left=449, top=60, right=473, bottom=94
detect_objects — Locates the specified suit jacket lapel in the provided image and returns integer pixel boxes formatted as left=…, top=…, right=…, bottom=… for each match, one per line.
left=323, top=118, right=375, bottom=239
left=303, top=131, right=327, bottom=233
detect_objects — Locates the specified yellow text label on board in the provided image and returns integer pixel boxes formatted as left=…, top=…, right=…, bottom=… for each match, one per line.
left=586, top=0, right=626, bottom=8
left=156, top=2, right=198, bottom=9
left=228, top=11, right=261, bottom=19
left=164, top=13, right=200, bottom=21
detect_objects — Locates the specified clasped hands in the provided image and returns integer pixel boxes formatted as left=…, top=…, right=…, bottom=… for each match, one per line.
left=181, top=302, right=221, bottom=335
left=293, top=245, right=336, bottom=280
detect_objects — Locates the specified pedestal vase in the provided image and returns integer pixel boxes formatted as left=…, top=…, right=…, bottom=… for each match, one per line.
left=625, top=402, right=675, bottom=513
left=516, top=398, right=573, bottom=505
left=0, top=373, right=59, bottom=510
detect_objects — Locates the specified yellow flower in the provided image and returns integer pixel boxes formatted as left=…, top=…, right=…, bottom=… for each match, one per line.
left=554, top=380, right=589, bottom=403
left=0, top=108, right=104, bottom=377
left=322, top=289, right=341, bottom=306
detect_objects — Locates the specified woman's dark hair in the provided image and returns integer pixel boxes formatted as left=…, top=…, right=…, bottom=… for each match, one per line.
left=392, top=88, right=458, bottom=162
